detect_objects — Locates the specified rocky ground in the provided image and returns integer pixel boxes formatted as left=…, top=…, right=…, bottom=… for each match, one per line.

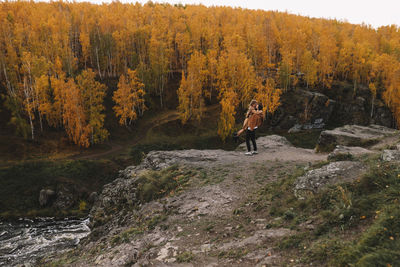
left=48, top=125, right=400, bottom=267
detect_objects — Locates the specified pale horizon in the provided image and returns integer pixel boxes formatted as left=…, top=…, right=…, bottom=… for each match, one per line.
left=58, top=0, right=400, bottom=28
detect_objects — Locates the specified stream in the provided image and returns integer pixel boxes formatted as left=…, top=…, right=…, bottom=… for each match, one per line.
left=0, top=217, right=90, bottom=266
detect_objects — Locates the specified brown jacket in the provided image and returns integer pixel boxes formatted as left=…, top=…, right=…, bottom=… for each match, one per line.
left=247, top=112, right=263, bottom=131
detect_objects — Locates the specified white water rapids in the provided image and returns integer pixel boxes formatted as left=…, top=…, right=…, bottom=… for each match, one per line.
left=0, top=217, right=90, bottom=266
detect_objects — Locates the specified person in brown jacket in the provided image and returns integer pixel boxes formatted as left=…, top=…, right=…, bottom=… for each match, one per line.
left=245, top=101, right=263, bottom=155
left=233, top=100, right=264, bottom=142
left=233, top=100, right=263, bottom=155
left=247, top=103, right=263, bottom=131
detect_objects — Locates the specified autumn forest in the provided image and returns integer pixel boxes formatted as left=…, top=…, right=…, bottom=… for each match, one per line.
left=1, top=1, right=400, bottom=147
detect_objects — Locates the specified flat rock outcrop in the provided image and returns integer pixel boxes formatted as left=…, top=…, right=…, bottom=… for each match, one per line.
left=317, top=124, right=398, bottom=152
left=328, top=145, right=373, bottom=160
left=120, top=149, right=238, bottom=179
left=294, top=161, right=367, bottom=199
left=119, top=135, right=325, bottom=180
left=237, top=135, right=293, bottom=151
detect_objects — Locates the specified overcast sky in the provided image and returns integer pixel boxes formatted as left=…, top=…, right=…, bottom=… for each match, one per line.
left=79, top=0, right=400, bottom=28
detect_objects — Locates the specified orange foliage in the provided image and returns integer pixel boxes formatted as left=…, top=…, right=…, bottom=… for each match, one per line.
left=76, top=69, right=109, bottom=145
left=218, top=87, right=239, bottom=142
left=255, top=78, right=282, bottom=118
left=1, top=2, right=400, bottom=145
left=113, top=69, right=146, bottom=126
left=178, top=51, right=208, bottom=124
left=61, top=78, right=91, bottom=147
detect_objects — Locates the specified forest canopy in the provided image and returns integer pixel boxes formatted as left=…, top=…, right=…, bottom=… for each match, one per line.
left=1, top=1, right=400, bottom=146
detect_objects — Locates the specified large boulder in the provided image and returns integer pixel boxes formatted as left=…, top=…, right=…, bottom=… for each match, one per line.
left=52, top=185, right=74, bottom=210
left=381, top=150, right=400, bottom=162
left=331, top=97, right=369, bottom=126
left=288, top=90, right=335, bottom=124
left=237, top=135, right=292, bottom=151
left=305, top=91, right=336, bottom=123
left=327, top=84, right=393, bottom=127
left=271, top=90, right=335, bottom=130
left=317, top=125, right=398, bottom=152
left=294, top=161, right=367, bottom=199
left=370, top=99, right=394, bottom=128
left=39, top=189, right=55, bottom=207
left=328, top=145, right=373, bottom=161
left=288, top=118, right=326, bottom=133
left=88, top=192, right=98, bottom=204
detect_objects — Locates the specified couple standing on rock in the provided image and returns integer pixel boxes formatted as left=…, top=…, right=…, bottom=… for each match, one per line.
left=234, top=99, right=264, bottom=155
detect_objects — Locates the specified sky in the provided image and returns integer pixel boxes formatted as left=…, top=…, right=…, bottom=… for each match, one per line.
left=78, top=0, right=400, bottom=28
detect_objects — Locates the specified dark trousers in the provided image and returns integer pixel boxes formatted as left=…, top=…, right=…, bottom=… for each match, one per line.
left=246, top=129, right=257, bottom=152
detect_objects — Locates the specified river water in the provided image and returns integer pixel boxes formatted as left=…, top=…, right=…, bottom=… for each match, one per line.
left=0, top=217, right=90, bottom=266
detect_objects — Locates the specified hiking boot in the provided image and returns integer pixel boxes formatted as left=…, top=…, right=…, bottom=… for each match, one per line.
left=252, top=151, right=258, bottom=155
left=245, top=152, right=252, bottom=156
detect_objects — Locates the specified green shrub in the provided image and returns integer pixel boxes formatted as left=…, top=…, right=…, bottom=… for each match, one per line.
left=328, top=153, right=354, bottom=162
left=147, top=214, right=168, bottom=230
left=176, top=251, right=194, bottom=263
left=279, top=233, right=308, bottom=249
left=79, top=200, right=87, bottom=212
left=135, top=165, right=192, bottom=203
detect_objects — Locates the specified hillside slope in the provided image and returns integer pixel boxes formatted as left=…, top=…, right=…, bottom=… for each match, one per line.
left=46, top=125, right=400, bottom=266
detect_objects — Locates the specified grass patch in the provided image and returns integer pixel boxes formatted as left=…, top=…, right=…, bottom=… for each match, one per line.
left=256, top=166, right=306, bottom=216
left=328, top=152, right=354, bottom=162
left=194, top=167, right=226, bottom=185
left=135, top=165, right=193, bottom=203
left=279, top=233, right=308, bottom=249
left=110, top=213, right=170, bottom=246
left=111, top=227, right=144, bottom=246
left=218, top=248, right=249, bottom=259
left=255, top=155, right=400, bottom=266
left=146, top=214, right=168, bottom=230
left=176, top=251, right=194, bottom=263
left=334, top=208, right=400, bottom=266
